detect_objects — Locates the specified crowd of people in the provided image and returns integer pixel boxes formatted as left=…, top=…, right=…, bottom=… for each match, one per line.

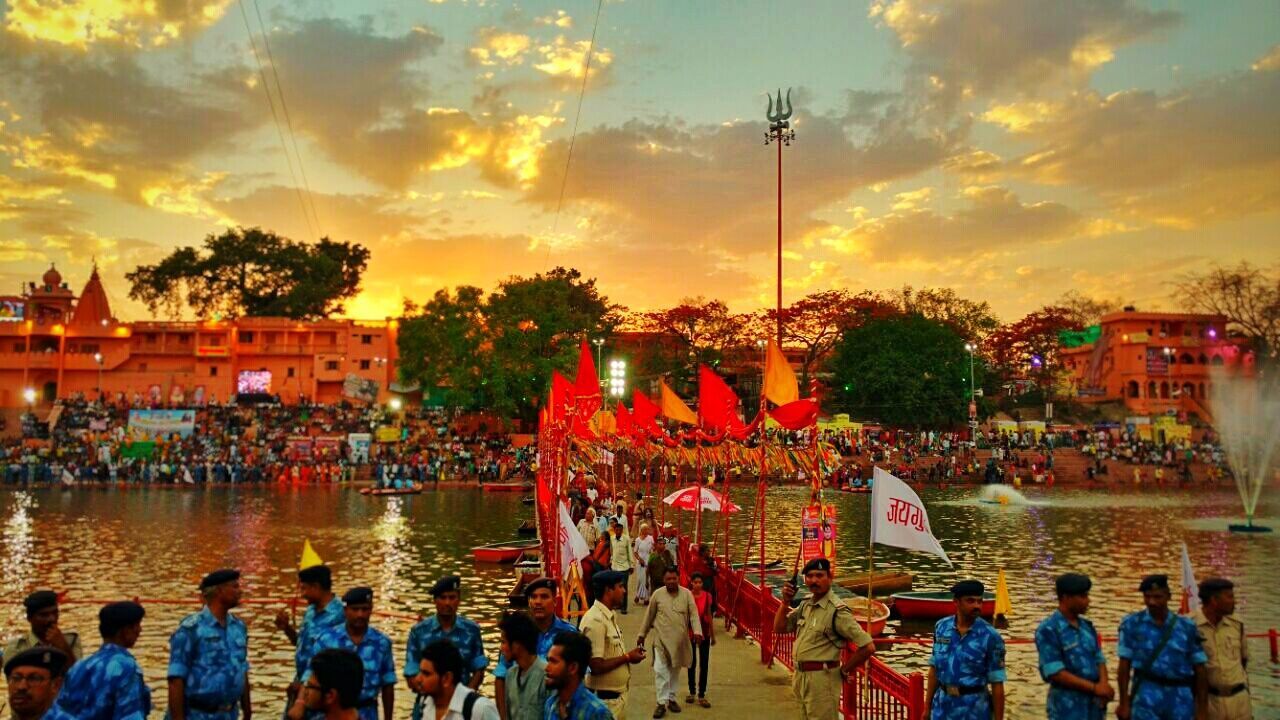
left=1, top=396, right=530, bottom=488
left=2, top=560, right=1254, bottom=720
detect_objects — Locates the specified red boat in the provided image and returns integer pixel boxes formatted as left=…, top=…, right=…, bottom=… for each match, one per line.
left=843, top=597, right=892, bottom=637
left=471, top=539, right=541, bottom=563
left=360, top=486, right=423, bottom=496
left=891, top=591, right=996, bottom=620
left=483, top=483, right=531, bottom=493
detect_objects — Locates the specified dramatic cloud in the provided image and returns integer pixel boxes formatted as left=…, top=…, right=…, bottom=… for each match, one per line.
left=4, top=0, right=232, bottom=48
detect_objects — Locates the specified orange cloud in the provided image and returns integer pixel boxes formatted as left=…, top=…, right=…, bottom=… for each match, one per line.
left=4, top=0, right=231, bottom=49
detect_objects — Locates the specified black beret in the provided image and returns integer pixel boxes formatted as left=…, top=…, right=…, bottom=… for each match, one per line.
left=591, top=570, right=627, bottom=590
left=4, top=647, right=69, bottom=679
left=525, top=577, right=558, bottom=597
left=431, top=575, right=461, bottom=596
left=342, top=587, right=374, bottom=605
left=23, top=590, right=59, bottom=615
left=298, top=565, right=331, bottom=585
left=951, top=579, right=985, bottom=598
left=99, top=601, right=145, bottom=636
left=1055, top=573, right=1092, bottom=597
left=200, top=568, right=240, bottom=590
left=802, top=557, right=831, bottom=575
left=1138, top=574, right=1169, bottom=593
left=1198, top=577, right=1233, bottom=602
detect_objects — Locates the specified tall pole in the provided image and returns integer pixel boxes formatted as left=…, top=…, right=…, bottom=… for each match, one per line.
left=765, top=88, right=795, bottom=346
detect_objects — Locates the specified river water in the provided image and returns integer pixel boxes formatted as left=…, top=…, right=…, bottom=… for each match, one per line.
left=0, top=484, right=1276, bottom=716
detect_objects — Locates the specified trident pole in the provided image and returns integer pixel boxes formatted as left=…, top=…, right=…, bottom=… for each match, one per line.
left=765, top=88, right=795, bottom=345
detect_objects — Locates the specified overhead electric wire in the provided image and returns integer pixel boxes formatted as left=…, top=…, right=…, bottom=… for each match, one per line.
left=545, top=0, right=605, bottom=267
left=252, top=0, right=324, bottom=239
left=236, top=0, right=318, bottom=240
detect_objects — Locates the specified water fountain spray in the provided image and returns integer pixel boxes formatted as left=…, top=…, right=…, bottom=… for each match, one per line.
left=1209, top=368, right=1277, bottom=532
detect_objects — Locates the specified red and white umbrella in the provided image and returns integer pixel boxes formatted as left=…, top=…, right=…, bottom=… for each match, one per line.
left=661, top=486, right=741, bottom=514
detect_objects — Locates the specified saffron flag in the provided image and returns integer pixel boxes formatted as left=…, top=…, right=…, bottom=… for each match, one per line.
left=1179, top=543, right=1200, bottom=615
left=698, top=365, right=740, bottom=431
left=573, top=341, right=602, bottom=420
left=659, top=379, right=698, bottom=425
left=764, top=338, right=799, bottom=406
left=616, top=403, right=634, bottom=438
left=632, top=390, right=662, bottom=434
left=870, top=467, right=951, bottom=565
left=769, top=398, right=819, bottom=430
left=557, top=500, right=591, bottom=577
left=299, top=539, right=324, bottom=570
left=550, top=372, right=575, bottom=423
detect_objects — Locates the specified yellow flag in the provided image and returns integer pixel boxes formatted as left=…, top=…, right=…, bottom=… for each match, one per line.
left=995, top=568, right=1013, bottom=617
left=659, top=379, right=698, bottom=425
left=764, top=339, right=800, bottom=406
left=299, top=539, right=324, bottom=570
left=590, top=410, right=617, bottom=436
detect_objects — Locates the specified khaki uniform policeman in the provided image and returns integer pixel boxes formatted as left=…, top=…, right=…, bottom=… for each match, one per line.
left=774, top=558, right=874, bottom=720
left=1195, top=578, right=1251, bottom=720
left=581, top=570, right=645, bottom=719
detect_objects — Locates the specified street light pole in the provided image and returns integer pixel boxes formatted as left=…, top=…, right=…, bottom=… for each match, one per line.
left=964, top=343, right=977, bottom=439
left=93, top=352, right=104, bottom=399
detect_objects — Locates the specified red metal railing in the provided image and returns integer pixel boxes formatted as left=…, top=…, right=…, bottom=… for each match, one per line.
left=714, top=564, right=925, bottom=719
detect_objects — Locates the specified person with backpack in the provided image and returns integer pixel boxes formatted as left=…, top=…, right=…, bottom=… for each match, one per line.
left=409, top=639, right=498, bottom=720
left=1116, top=575, right=1208, bottom=720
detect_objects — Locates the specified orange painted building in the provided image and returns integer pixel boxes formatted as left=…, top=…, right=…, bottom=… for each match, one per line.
left=0, top=265, right=400, bottom=409
left=1060, top=308, right=1255, bottom=420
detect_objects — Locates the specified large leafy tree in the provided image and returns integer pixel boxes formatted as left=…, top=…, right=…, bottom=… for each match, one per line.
left=397, top=287, right=488, bottom=409
left=827, top=314, right=977, bottom=427
left=761, top=289, right=898, bottom=388
left=126, top=227, right=370, bottom=319
left=890, top=285, right=999, bottom=341
left=631, top=297, right=750, bottom=393
left=1174, top=262, right=1280, bottom=362
left=984, top=306, right=1080, bottom=386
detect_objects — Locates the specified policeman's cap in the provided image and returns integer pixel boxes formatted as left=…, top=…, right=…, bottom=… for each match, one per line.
left=23, top=589, right=59, bottom=616
left=525, top=577, right=558, bottom=597
left=951, top=579, right=985, bottom=598
left=1198, top=577, right=1233, bottom=604
left=1055, top=573, right=1092, bottom=597
left=200, top=568, right=241, bottom=590
left=802, top=558, right=832, bottom=575
left=3, top=647, right=69, bottom=679
left=431, top=575, right=462, bottom=596
left=298, top=565, right=331, bottom=585
left=99, top=601, right=145, bottom=637
left=342, top=586, right=374, bottom=605
left=1138, top=574, right=1169, bottom=593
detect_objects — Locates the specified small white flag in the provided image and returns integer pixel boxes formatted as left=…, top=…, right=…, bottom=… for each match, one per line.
left=557, top=500, right=591, bottom=577
left=601, top=449, right=615, bottom=467
left=1179, top=543, right=1200, bottom=615
left=871, top=467, right=952, bottom=565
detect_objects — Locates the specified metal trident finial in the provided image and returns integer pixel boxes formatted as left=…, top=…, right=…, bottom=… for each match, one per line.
left=767, top=88, right=793, bottom=124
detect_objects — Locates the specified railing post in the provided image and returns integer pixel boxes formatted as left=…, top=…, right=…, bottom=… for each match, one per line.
left=908, top=671, right=926, bottom=720
left=1270, top=627, right=1278, bottom=662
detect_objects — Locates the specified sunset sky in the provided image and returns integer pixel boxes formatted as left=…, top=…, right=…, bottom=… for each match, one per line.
left=0, top=0, right=1277, bottom=322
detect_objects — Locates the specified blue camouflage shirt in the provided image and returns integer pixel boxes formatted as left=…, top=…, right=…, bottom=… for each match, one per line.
left=307, top=625, right=397, bottom=720
left=167, top=607, right=250, bottom=718
left=404, top=615, right=488, bottom=682
left=928, top=616, right=1006, bottom=720
left=295, top=596, right=346, bottom=681
left=1118, top=608, right=1206, bottom=715
left=1035, top=610, right=1106, bottom=720
left=493, top=617, right=577, bottom=679
left=541, top=683, right=612, bottom=720
left=41, top=705, right=79, bottom=720
left=56, top=643, right=152, bottom=720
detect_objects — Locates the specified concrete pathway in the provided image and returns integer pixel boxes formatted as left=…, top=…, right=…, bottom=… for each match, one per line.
left=614, top=588, right=800, bottom=719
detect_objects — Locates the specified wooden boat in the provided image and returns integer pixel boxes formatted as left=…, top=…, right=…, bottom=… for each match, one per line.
left=472, top=539, right=541, bottom=564
left=359, top=486, right=423, bottom=496
left=836, top=570, right=913, bottom=596
left=516, top=519, right=538, bottom=535
left=890, top=591, right=996, bottom=620
left=837, top=486, right=871, bottom=494
left=483, top=482, right=530, bottom=493
left=843, top=596, right=892, bottom=637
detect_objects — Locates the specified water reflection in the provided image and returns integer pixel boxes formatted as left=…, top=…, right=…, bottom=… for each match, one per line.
left=0, top=486, right=1274, bottom=715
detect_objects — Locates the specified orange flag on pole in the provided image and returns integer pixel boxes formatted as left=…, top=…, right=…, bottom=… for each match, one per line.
left=659, top=379, right=698, bottom=425
left=764, top=339, right=799, bottom=406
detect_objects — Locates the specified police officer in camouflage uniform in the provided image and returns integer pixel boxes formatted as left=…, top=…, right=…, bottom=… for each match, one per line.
left=773, top=558, right=875, bottom=720
left=167, top=569, right=251, bottom=720
left=1035, top=573, right=1114, bottom=719
left=404, top=575, right=488, bottom=720
left=923, top=580, right=1006, bottom=720
left=1116, top=574, right=1207, bottom=720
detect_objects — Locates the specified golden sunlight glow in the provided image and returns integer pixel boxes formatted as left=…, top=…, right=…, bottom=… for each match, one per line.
left=981, top=101, right=1061, bottom=132
left=4, top=0, right=232, bottom=49
left=9, top=135, right=117, bottom=189
left=140, top=173, right=231, bottom=223
left=534, top=36, right=614, bottom=78
left=470, top=30, right=532, bottom=66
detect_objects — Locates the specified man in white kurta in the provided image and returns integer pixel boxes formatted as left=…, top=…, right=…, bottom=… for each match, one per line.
left=637, top=566, right=702, bottom=717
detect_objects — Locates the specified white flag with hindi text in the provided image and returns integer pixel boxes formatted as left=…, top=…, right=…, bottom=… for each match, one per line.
left=558, top=500, right=591, bottom=576
left=1179, top=543, right=1200, bottom=615
left=871, top=467, right=952, bottom=565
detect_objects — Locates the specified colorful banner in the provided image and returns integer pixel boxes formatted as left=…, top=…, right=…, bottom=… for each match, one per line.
left=801, top=503, right=838, bottom=568
left=120, top=441, right=155, bottom=459
left=347, top=433, right=372, bottom=460
left=127, top=409, right=195, bottom=438
left=342, top=373, right=380, bottom=402
left=375, top=426, right=401, bottom=443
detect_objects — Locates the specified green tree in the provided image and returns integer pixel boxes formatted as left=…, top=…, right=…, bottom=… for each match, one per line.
left=126, top=227, right=370, bottom=320
left=890, top=285, right=999, bottom=341
left=397, top=287, right=487, bottom=410
left=827, top=314, right=979, bottom=427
